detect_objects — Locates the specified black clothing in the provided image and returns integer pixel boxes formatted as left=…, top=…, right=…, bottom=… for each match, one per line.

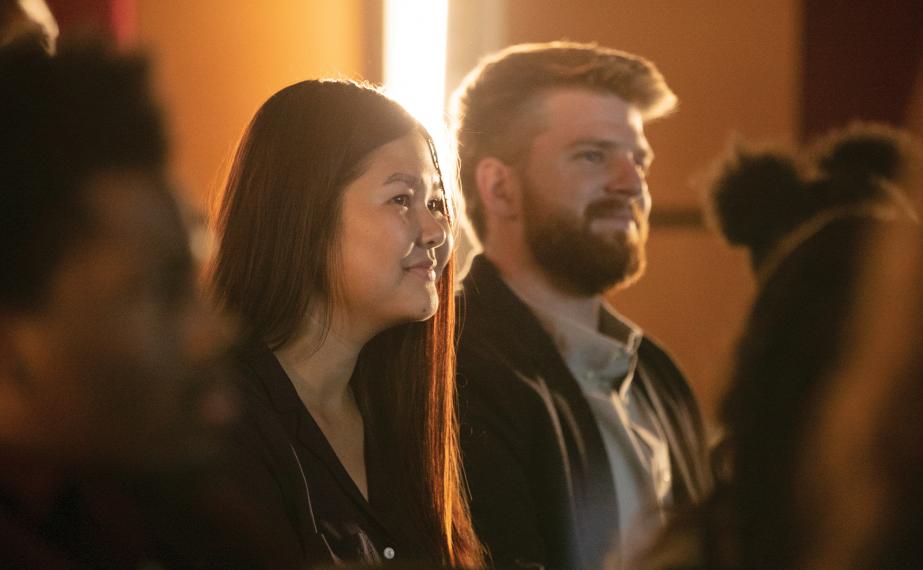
left=230, top=345, right=422, bottom=567
left=457, top=256, right=711, bottom=570
left=722, top=215, right=886, bottom=569
left=0, top=464, right=289, bottom=568
left=0, top=479, right=155, bottom=569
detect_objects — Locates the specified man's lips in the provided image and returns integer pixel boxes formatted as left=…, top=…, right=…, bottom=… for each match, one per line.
left=588, top=208, right=637, bottom=225
left=585, top=199, right=640, bottom=225
left=591, top=210, right=635, bottom=221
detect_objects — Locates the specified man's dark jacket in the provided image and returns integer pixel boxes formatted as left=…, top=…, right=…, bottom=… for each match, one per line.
left=457, top=256, right=711, bottom=570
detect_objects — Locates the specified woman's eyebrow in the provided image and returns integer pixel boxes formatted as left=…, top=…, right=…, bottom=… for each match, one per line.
left=384, top=172, right=423, bottom=187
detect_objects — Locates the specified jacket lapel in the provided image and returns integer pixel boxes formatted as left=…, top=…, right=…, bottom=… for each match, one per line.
left=463, top=256, right=620, bottom=566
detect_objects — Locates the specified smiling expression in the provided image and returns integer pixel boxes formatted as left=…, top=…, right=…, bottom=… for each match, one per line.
left=516, top=88, right=654, bottom=294
left=337, top=132, right=452, bottom=334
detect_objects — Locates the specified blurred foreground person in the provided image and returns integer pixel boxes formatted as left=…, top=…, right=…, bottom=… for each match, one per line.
left=797, top=192, right=922, bottom=570
left=0, top=0, right=57, bottom=53
left=450, top=41, right=711, bottom=569
left=0, top=42, right=289, bottom=567
left=209, top=80, right=483, bottom=568
left=710, top=123, right=918, bottom=570
left=633, top=123, right=920, bottom=569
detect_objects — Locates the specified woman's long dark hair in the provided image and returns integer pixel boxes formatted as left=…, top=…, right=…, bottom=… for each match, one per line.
left=207, top=80, right=483, bottom=567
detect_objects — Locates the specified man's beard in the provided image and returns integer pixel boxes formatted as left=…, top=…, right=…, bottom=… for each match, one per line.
left=521, top=178, right=649, bottom=297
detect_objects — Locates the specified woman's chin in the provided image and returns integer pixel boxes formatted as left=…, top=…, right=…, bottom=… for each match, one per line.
left=410, top=296, right=439, bottom=322
left=393, top=294, right=440, bottom=324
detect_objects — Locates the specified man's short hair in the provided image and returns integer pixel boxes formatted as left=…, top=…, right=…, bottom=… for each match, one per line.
left=450, top=41, right=677, bottom=240
left=0, top=40, right=167, bottom=309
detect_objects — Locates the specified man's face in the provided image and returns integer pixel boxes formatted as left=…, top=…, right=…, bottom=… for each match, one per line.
left=9, top=170, right=231, bottom=470
left=516, top=88, right=653, bottom=296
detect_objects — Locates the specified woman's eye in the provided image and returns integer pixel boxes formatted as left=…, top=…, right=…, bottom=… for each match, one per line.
left=390, top=194, right=410, bottom=208
left=427, top=196, right=447, bottom=214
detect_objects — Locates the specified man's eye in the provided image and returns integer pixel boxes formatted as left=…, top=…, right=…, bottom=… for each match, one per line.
left=576, top=150, right=604, bottom=163
left=390, top=195, right=410, bottom=208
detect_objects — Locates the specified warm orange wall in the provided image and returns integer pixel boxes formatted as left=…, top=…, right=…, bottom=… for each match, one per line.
left=135, top=0, right=366, bottom=210
left=503, top=0, right=801, bottom=421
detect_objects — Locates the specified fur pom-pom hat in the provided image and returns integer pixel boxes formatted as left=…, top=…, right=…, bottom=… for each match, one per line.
left=704, top=122, right=922, bottom=272
left=703, top=142, right=808, bottom=269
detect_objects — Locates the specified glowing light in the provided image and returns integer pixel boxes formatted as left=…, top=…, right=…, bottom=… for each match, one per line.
left=383, top=0, right=449, bottom=138
left=384, top=0, right=482, bottom=273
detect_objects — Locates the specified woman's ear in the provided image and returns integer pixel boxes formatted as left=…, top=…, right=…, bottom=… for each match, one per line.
left=475, top=157, right=522, bottom=220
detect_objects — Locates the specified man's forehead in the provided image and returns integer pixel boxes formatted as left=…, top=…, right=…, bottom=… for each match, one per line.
left=523, top=87, right=646, bottom=154
left=538, top=87, right=643, bottom=131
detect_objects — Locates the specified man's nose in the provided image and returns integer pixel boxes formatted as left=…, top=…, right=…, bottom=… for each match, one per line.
left=606, top=151, right=644, bottom=197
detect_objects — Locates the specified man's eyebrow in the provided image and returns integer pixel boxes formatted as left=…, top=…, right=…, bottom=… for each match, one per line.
left=566, top=138, right=619, bottom=150
left=566, top=138, right=654, bottom=164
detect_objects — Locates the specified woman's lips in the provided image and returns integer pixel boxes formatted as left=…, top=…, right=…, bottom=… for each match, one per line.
left=404, top=261, right=437, bottom=281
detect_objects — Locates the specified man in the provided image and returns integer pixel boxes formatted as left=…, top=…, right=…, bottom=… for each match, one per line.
left=0, top=42, right=289, bottom=566
left=451, top=42, right=711, bottom=569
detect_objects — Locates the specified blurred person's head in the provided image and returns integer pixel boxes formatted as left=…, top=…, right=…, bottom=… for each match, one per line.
left=0, top=42, right=228, bottom=472
left=0, top=0, right=58, bottom=53
left=706, top=122, right=921, bottom=276
left=208, top=80, right=482, bottom=567
left=702, top=124, right=921, bottom=568
left=450, top=41, right=676, bottom=294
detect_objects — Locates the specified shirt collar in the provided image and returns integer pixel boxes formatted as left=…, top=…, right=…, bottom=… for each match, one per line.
left=505, top=282, right=643, bottom=395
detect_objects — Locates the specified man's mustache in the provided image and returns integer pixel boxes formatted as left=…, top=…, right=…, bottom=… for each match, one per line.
left=584, top=197, right=644, bottom=222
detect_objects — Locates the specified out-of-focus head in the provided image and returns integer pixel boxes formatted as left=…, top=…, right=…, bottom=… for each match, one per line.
left=210, top=80, right=455, bottom=348
left=0, top=0, right=58, bottom=54
left=451, top=41, right=676, bottom=295
left=705, top=122, right=922, bottom=275
left=709, top=124, right=923, bottom=568
left=0, top=41, right=229, bottom=470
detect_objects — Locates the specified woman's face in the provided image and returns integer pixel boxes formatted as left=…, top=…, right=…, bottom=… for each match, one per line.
left=337, top=131, right=452, bottom=335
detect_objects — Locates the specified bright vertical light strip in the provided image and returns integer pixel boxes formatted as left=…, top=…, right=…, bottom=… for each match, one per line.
left=383, top=0, right=449, bottom=139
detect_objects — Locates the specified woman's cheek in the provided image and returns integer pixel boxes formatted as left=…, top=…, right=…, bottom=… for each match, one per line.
left=434, top=225, right=454, bottom=276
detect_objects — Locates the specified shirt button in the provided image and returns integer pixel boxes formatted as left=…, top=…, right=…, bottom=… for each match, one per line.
left=383, top=547, right=395, bottom=560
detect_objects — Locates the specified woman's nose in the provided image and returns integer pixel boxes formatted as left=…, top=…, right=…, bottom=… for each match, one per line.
left=417, top=207, right=448, bottom=249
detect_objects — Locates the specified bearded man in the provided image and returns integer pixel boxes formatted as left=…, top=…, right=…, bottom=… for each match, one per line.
left=451, top=42, right=711, bottom=570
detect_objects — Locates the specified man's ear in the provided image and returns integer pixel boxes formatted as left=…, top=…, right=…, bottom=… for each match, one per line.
left=475, top=157, right=522, bottom=220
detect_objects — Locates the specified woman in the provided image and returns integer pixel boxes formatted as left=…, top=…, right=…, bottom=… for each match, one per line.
left=208, top=80, right=483, bottom=568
